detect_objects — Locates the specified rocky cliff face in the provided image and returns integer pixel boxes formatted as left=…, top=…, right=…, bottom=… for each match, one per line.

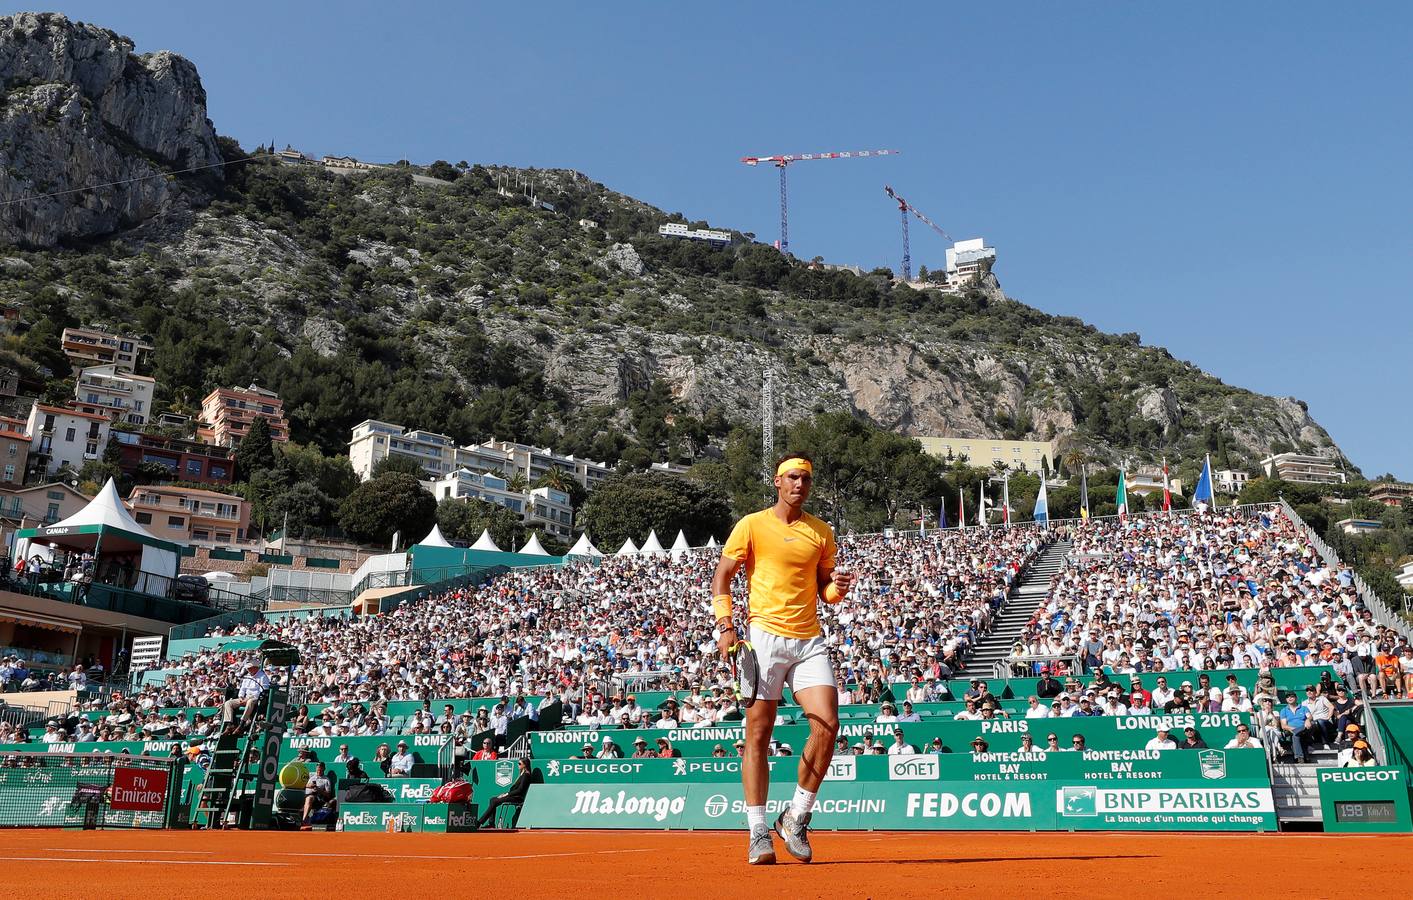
left=0, top=12, right=221, bottom=247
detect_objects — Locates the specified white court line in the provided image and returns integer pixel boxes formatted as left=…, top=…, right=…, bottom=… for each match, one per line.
left=274, top=848, right=657, bottom=862
left=0, top=856, right=286, bottom=866
left=36, top=848, right=213, bottom=855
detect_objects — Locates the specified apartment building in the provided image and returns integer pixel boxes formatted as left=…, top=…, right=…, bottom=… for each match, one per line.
left=74, top=364, right=156, bottom=426
left=426, top=468, right=575, bottom=542
left=1260, top=452, right=1347, bottom=485
left=477, top=439, right=611, bottom=489
left=349, top=421, right=611, bottom=489
left=111, top=431, right=236, bottom=486
left=0, top=482, right=91, bottom=527
left=60, top=327, right=152, bottom=374
left=349, top=420, right=458, bottom=480
left=1215, top=469, right=1250, bottom=495
left=0, top=415, right=28, bottom=486
left=127, top=485, right=250, bottom=545
left=1369, top=481, right=1413, bottom=507
left=25, top=403, right=109, bottom=477
left=198, top=384, right=290, bottom=448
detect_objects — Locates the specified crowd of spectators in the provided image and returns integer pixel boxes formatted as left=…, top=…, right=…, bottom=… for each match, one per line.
left=1012, top=509, right=1409, bottom=694
left=73, top=526, right=1044, bottom=736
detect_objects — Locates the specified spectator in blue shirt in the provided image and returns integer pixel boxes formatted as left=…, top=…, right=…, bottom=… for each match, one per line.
left=1279, top=693, right=1313, bottom=763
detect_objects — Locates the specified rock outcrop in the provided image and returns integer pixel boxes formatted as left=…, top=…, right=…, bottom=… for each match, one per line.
left=0, top=13, right=221, bottom=247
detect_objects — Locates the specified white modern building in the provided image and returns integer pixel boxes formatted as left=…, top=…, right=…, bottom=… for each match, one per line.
left=1215, top=469, right=1250, bottom=494
left=658, top=222, right=731, bottom=245
left=425, top=469, right=575, bottom=542
left=349, top=420, right=459, bottom=480
left=25, top=402, right=110, bottom=477
left=1260, top=453, right=1347, bottom=485
left=349, top=420, right=611, bottom=489
left=943, top=238, right=997, bottom=287
left=74, top=364, right=156, bottom=426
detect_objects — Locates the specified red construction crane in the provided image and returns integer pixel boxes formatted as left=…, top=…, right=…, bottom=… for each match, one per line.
left=884, top=185, right=953, bottom=282
left=741, top=149, right=900, bottom=254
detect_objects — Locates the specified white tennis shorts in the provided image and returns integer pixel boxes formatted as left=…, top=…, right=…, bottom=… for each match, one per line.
left=746, top=625, right=836, bottom=701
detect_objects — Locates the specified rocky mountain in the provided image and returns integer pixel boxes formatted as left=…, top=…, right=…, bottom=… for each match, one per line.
left=0, top=14, right=1346, bottom=479
left=0, top=12, right=221, bottom=247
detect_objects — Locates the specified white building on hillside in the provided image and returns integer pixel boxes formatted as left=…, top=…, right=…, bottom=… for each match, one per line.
left=26, top=402, right=110, bottom=477
left=425, top=469, right=575, bottom=543
left=74, top=364, right=156, bottom=426
left=349, top=421, right=612, bottom=491
left=1260, top=452, right=1346, bottom=485
left=1215, top=469, right=1250, bottom=494
left=943, top=238, right=996, bottom=288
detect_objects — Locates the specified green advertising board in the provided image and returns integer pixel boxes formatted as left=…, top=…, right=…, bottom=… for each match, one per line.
left=529, top=712, right=1254, bottom=759
left=338, top=801, right=479, bottom=832
left=518, top=779, right=1276, bottom=832
left=1315, top=767, right=1413, bottom=833
left=480, top=747, right=1267, bottom=786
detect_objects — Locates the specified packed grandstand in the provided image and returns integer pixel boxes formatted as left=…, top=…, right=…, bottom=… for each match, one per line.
left=3, top=505, right=1407, bottom=774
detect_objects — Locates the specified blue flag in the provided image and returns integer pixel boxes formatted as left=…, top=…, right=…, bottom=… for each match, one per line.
left=1193, top=454, right=1215, bottom=506
left=1033, top=474, right=1049, bottom=525
left=938, top=498, right=948, bottom=529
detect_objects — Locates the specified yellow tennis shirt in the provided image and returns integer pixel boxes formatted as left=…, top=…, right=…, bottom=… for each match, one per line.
left=722, top=508, right=838, bottom=639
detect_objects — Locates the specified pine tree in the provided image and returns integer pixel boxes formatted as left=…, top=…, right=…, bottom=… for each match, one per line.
left=235, top=417, right=277, bottom=481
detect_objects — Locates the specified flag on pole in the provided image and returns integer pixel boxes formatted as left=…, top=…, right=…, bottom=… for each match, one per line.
left=1079, top=465, right=1090, bottom=520
left=1162, top=456, right=1172, bottom=513
left=979, top=480, right=989, bottom=529
left=958, top=487, right=966, bottom=531
left=938, top=497, right=948, bottom=530
left=1116, top=470, right=1128, bottom=522
left=1002, top=478, right=1011, bottom=527
left=1033, top=473, right=1049, bottom=526
left=1193, top=454, right=1215, bottom=509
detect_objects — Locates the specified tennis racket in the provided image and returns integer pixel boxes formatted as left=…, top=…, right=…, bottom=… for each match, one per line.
left=730, top=640, right=759, bottom=708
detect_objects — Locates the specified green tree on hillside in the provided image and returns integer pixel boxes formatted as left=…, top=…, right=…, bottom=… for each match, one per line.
left=338, top=473, right=437, bottom=547
left=580, top=471, right=731, bottom=549
left=235, top=417, right=276, bottom=480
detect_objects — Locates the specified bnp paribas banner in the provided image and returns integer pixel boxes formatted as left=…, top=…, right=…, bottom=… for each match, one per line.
left=516, top=747, right=1275, bottom=831
left=491, top=747, right=1268, bottom=786
left=529, top=713, right=1255, bottom=759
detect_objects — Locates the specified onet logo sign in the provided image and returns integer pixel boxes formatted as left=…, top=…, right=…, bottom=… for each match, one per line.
left=826, top=757, right=857, bottom=781
left=889, top=756, right=940, bottom=781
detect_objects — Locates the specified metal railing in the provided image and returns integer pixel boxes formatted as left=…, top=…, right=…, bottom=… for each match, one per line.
left=1278, top=497, right=1412, bottom=642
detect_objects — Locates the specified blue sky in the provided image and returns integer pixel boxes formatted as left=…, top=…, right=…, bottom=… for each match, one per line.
left=48, top=2, right=1413, bottom=478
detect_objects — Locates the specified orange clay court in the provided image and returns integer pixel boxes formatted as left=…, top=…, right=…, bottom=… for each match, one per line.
left=2, top=829, right=1410, bottom=899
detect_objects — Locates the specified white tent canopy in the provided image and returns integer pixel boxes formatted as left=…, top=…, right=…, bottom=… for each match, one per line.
left=518, top=533, right=549, bottom=556
left=639, top=529, right=666, bottom=556
left=706, top=536, right=720, bottom=549
left=417, top=524, right=453, bottom=548
left=669, top=529, right=691, bottom=559
left=566, top=533, right=602, bottom=557
left=470, top=529, right=502, bottom=552
left=615, top=537, right=639, bottom=556
left=17, top=478, right=183, bottom=596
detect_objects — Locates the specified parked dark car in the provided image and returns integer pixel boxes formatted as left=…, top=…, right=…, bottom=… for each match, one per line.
left=173, top=575, right=210, bottom=604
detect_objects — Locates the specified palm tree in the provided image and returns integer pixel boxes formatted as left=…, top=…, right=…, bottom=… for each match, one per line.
left=535, top=467, right=570, bottom=493
left=505, top=471, right=530, bottom=493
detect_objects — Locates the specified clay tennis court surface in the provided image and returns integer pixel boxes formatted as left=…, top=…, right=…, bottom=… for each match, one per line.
left=3, top=828, right=1410, bottom=898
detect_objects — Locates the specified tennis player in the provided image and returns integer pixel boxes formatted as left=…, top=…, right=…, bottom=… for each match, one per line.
left=712, top=452, right=855, bottom=864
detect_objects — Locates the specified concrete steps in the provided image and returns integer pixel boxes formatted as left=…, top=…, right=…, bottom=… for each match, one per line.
left=967, top=539, right=1071, bottom=672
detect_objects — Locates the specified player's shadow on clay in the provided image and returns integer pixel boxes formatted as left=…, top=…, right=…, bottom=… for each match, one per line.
left=814, top=854, right=1159, bottom=866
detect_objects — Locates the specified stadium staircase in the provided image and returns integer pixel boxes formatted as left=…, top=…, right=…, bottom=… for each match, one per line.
left=965, top=538, right=1071, bottom=675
